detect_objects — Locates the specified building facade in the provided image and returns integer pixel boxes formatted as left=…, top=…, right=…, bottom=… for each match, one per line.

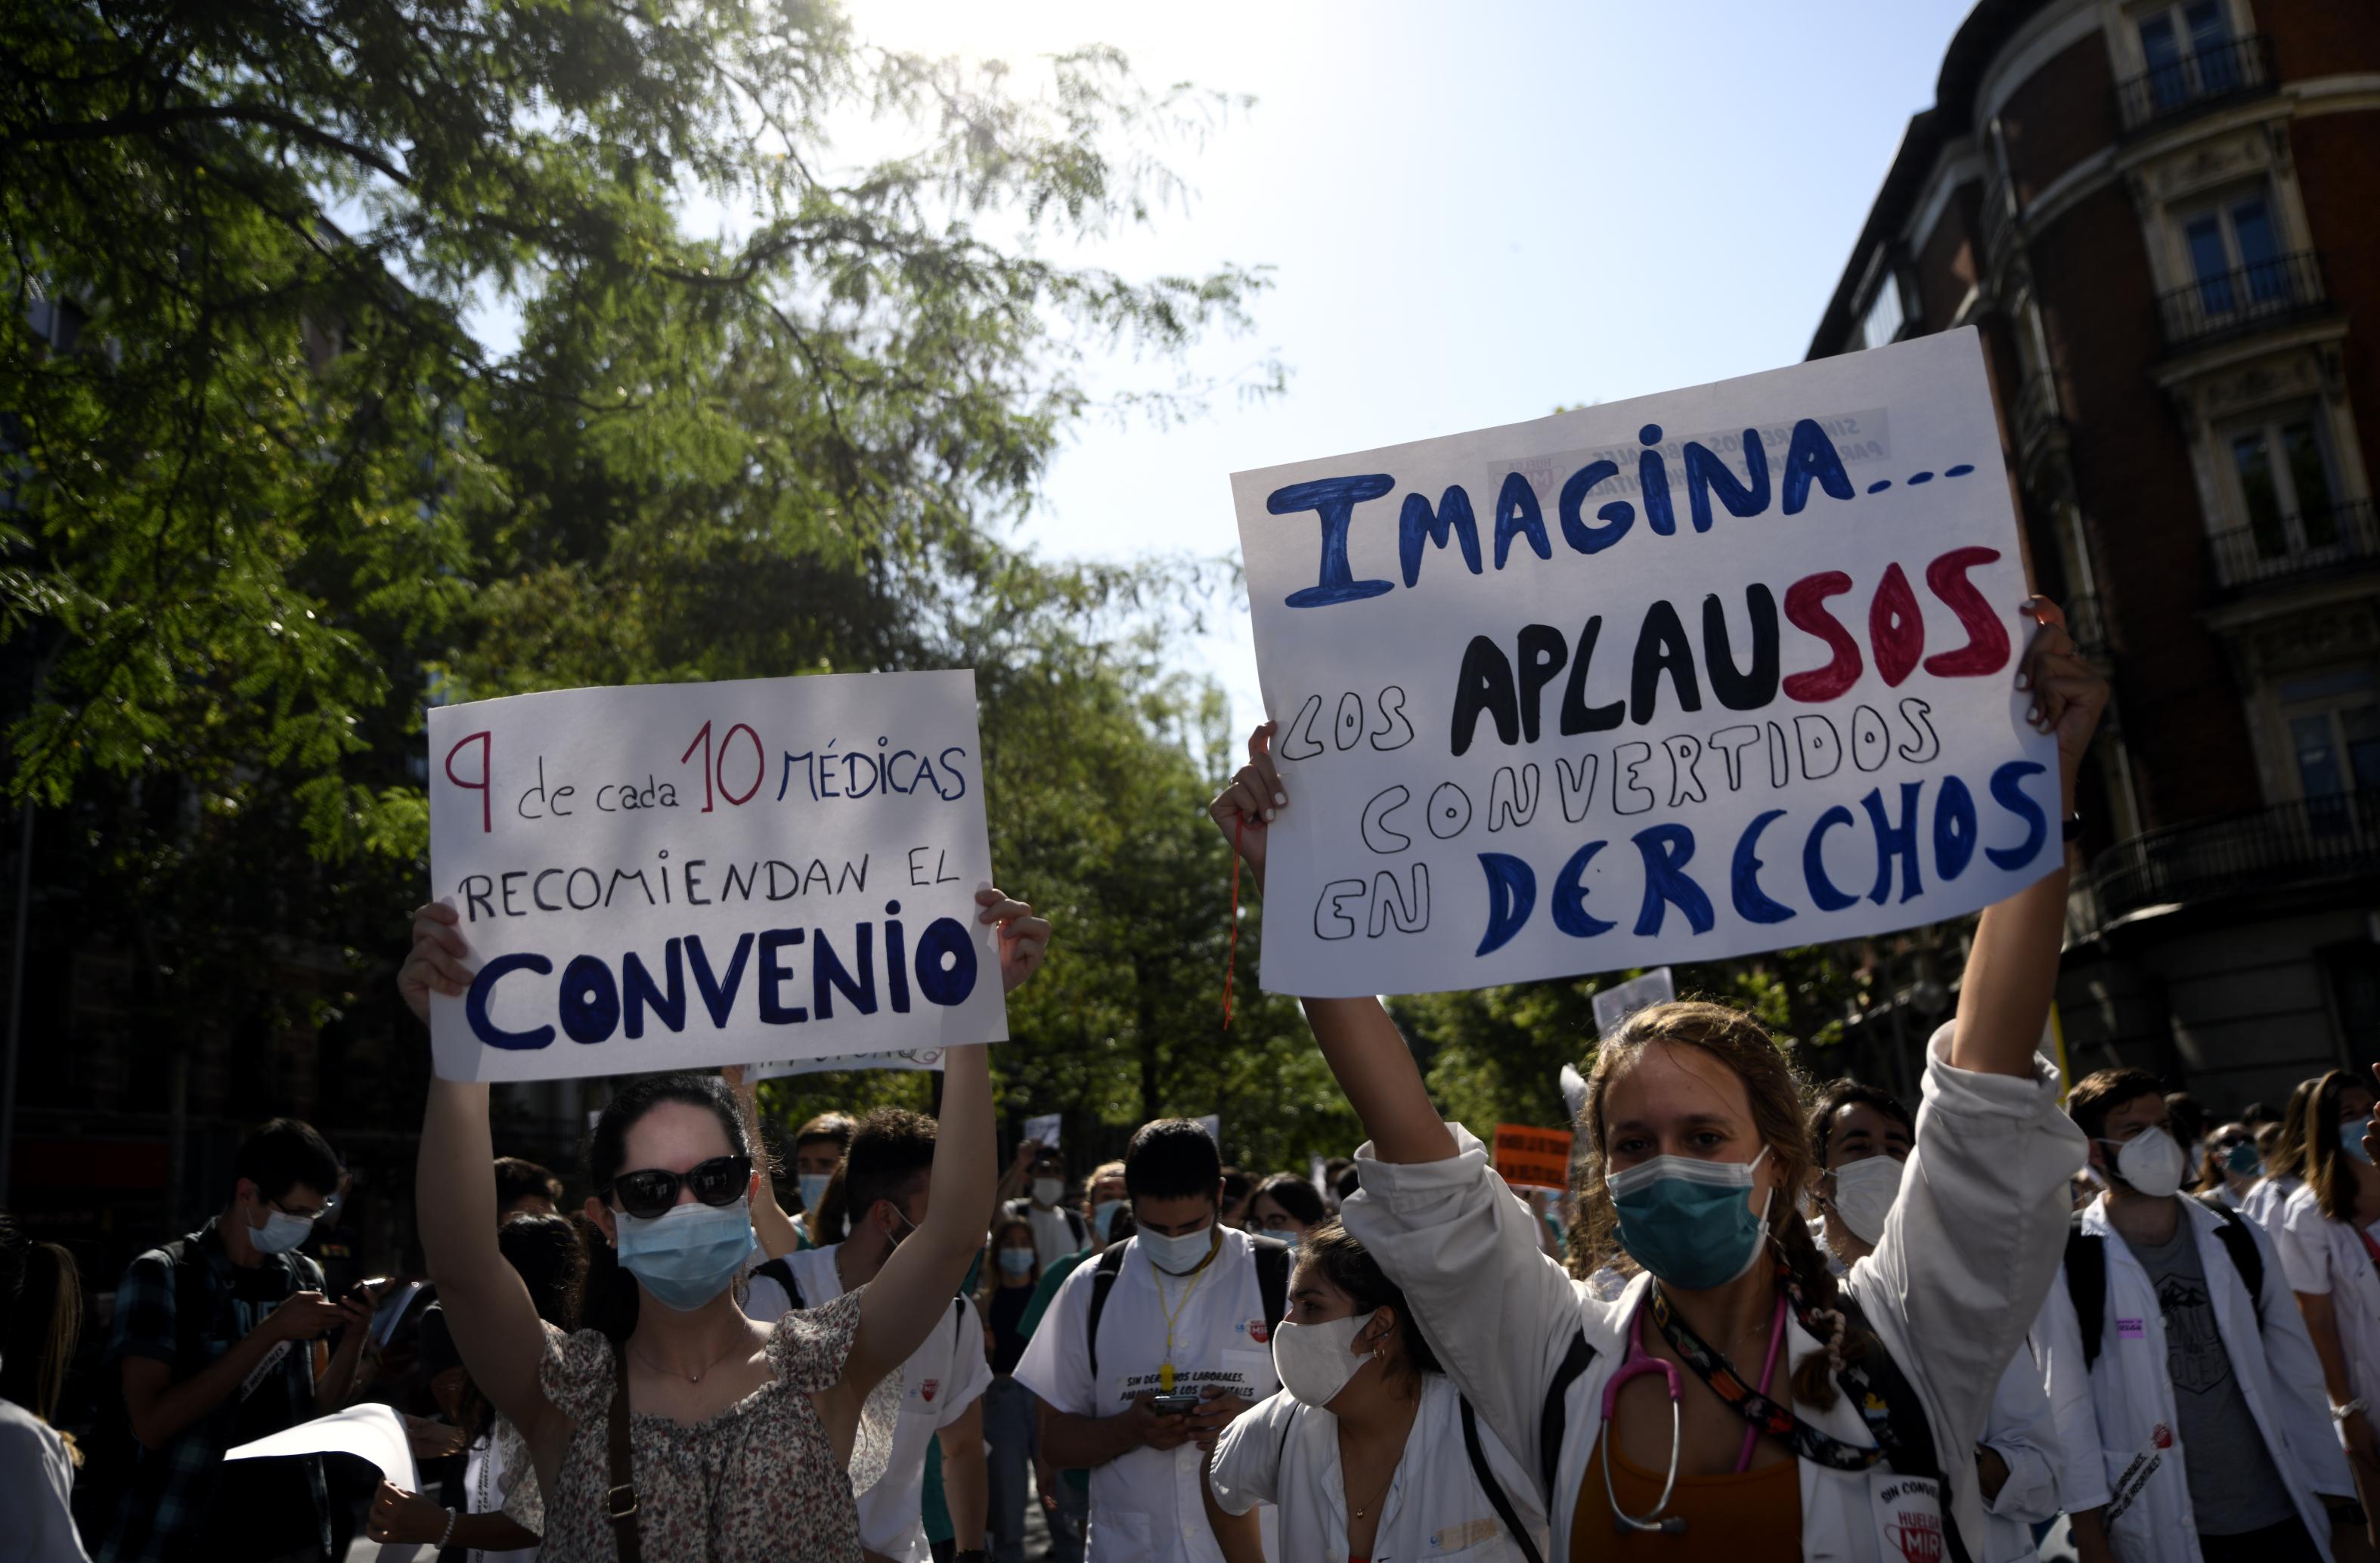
left=1810, top=0, right=2380, bottom=1110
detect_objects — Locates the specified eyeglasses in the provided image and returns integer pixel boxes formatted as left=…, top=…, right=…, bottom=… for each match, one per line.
left=603, top=1155, right=752, bottom=1221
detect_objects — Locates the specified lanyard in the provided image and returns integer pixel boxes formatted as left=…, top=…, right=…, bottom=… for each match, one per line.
left=1150, top=1243, right=1217, bottom=1391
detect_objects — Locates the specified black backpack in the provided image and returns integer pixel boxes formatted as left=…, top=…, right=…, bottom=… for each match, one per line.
left=750, top=1255, right=967, bottom=1347
left=2064, top=1202, right=2265, bottom=1370
left=1084, top=1234, right=1291, bottom=1384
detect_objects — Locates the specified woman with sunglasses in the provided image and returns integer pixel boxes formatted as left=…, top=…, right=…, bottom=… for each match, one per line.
left=400, top=886, right=1051, bottom=1562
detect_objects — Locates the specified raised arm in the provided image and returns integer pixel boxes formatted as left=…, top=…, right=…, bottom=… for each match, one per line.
left=401, top=902, right=570, bottom=1453
left=843, top=887, right=1048, bottom=1396
left=1208, top=724, right=1454, bottom=1165
left=1948, top=599, right=2106, bottom=1078
left=721, top=1065, right=804, bottom=1261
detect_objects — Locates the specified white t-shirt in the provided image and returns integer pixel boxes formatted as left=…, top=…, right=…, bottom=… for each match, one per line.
left=0, top=1401, right=87, bottom=1563
left=1012, top=1228, right=1284, bottom=1563
left=746, top=1244, right=994, bottom=1563
left=1210, top=1373, right=1547, bottom=1562
left=1014, top=1199, right=1086, bottom=1270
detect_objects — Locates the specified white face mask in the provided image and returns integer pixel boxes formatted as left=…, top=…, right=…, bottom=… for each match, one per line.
left=2101, top=1125, right=2187, bottom=1199
left=1031, top=1178, right=1065, bottom=1208
left=1138, top=1223, right=1216, bottom=1274
left=1272, top=1314, right=1372, bottom=1409
left=1825, top=1155, right=1905, bottom=1247
left=249, top=1205, right=317, bottom=1256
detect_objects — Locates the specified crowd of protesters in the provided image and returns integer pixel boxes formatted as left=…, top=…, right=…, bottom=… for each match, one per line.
left=2, top=601, right=2378, bottom=1562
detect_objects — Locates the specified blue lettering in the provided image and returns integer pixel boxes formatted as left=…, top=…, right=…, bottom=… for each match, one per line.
left=1550, top=841, right=1615, bottom=938
left=1272, top=475, right=1396, bottom=607
left=559, top=953, right=620, bottom=1045
left=813, top=925, right=879, bottom=1019
left=913, top=916, right=979, bottom=1007
left=621, top=939, right=686, bottom=1038
left=687, top=933, right=754, bottom=1027
left=1684, top=430, right=1771, bottom=532
left=1630, top=823, right=1715, bottom=937
left=1861, top=782, right=1926, bottom=905
left=1474, top=852, right=1537, bottom=956
left=1985, top=760, right=2050, bottom=871
left=466, top=953, right=554, bottom=1051
left=1935, top=774, right=1978, bottom=881
left=1557, top=460, right=1633, bottom=554
left=759, top=928, right=808, bottom=1024
left=1731, top=809, right=1797, bottom=924
left=1781, top=417, right=1855, bottom=514
left=1804, top=805, right=1860, bottom=912
left=1398, top=487, right=1482, bottom=587
left=1492, top=472, right=1551, bottom=569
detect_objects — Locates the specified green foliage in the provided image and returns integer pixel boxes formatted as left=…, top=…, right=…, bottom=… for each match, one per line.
left=1395, top=945, right=1863, bottom=1136
left=2, top=0, right=1359, bottom=1171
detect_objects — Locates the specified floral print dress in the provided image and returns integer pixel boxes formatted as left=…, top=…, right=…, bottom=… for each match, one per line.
left=536, top=1289, right=897, bottom=1561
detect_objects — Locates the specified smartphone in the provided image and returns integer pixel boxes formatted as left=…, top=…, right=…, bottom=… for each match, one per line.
left=1149, top=1392, right=1201, bottom=1416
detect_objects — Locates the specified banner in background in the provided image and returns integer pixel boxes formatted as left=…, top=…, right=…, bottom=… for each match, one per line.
left=1235, top=330, right=2056, bottom=997
left=745, top=1048, right=947, bottom=1083
left=1492, top=1124, right=1575, bottom=1190
left=427, top=670, right=1006, bottom=1081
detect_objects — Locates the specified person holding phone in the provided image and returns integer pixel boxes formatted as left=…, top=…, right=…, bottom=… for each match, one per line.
left=1014, top=1120, right=1294, bottom=1562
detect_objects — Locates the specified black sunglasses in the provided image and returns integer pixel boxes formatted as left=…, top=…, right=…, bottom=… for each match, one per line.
left=603, top=1155, right=752, bottom=1221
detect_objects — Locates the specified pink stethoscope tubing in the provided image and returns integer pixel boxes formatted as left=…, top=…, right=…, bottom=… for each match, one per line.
left=1600, top=1291, right=1790, bottom=1534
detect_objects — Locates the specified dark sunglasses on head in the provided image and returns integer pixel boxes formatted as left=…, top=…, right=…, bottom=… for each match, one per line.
left=603, top=1154, right=752, bottom=1221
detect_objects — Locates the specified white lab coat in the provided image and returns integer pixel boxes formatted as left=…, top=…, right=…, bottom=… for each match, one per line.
left=2276, top=1185, right=2380, bottom=1419
left=1209, top=1373, right=1548, bottom=1562
left=2036, top=1193, right=2353, bottom=1562
left=2245, top=1175, right=2304, bottom=1241
left=1974, top=1339, right=2064, bottom=1563
left=1341, top=1023, right=2084, bottom=1563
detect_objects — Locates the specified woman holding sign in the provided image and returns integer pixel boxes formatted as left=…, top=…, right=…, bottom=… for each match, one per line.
left=396, top=885, right=1049, bottom=1562
left=1210, top=601, right=2104, bottom=1561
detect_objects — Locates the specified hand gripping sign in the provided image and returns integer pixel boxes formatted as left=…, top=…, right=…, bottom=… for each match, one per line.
left=426, top=670, right=1008, bottom=1082
left=1233, top=329, right=2058, bottom=998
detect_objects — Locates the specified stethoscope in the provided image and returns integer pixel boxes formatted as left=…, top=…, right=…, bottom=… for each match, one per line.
left=1600, top=1291, right=1790, bottom=1537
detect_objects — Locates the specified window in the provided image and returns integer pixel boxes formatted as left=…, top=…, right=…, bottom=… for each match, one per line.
left=1859, top=274, right=1904, bottom=351
left=2137, top=2, right=2238, bottom=110
left=2226, top=411, right=2337, bottom=557
left=2279, top=670, right=2378, bottom=831
left=2183, top=192, right=2285, bottom=316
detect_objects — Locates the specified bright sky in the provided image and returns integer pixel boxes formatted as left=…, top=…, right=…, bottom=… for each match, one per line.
left=849, top=1, right=1982, bottom=740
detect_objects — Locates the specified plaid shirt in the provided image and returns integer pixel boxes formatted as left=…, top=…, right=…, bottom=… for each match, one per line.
left=99, top=1218, right=330, bottom=1563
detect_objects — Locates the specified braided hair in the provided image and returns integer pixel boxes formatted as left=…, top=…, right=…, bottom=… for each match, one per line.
left=1576, top=999, right=1878, bottom=1409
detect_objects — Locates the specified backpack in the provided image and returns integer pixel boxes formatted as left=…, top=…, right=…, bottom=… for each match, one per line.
left=72, top=1236, right=211, bottom=1532
left=1084, top=1234, right=1290, bottom=1385
left=2065, top=1203, right=2264, bottom=1370
left=751, top=1255, right=966, bottom=1346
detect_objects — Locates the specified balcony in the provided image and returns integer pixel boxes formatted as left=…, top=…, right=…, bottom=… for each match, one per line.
left=2011, top=373, right=2064, bottom=472
left=2205, top=498, right=2380, bottom=594
left=2081, top=788, right=2380, bottom=930
left=2116, top=34, right=2274, bottom=134
left=2157, top=251, right=2328, bottom=351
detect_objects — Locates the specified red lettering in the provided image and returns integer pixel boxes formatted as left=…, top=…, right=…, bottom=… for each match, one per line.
left=1868, top=562, right=1924, bottom=688
left=1782, top=571, right=1861, bottom=702
left=1921, top=546, right=2012, bottom=676
left=444, top=731, right=492, bottom=834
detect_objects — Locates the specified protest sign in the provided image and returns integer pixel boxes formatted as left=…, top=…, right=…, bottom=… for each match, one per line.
left=1592, top=967, right=1676, bottom=1038
left=1024, top=1113, right=1063, bottom=1150
left=1492, top=1124, right=1574, bottom=1190
left=1234, top=329, right=2057, bottom=998
left=745, top=1048, right=946, bottom=1084
left=426, top=671, right=1006, bottom=1082
left=1196, top=1114, right=1222, bottom=1144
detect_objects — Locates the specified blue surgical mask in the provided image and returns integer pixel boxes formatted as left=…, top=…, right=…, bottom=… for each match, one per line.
left=1607, top=1147, right=1773, bottom=1292
left=2225, top=1141, right=2263, bottom=1178
left=615, top=1196, right=758, bottom=1311
left=997, top=1246, right=1037, bottom=1276
left=2341, top=1123, right=2374, bottom=1166
left=1266, top=1227, right=1302, bottom=1251
left=1092, top=1199, right=1126, bottom=1240
left=797, top=1172, right=831, bottom=1210
left=249, top=1206, right=317, bottom=1257
left=1138, top=1224, right=1217, bottom=1275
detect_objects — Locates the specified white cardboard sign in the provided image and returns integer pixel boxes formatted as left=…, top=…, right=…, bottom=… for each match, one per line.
left=427, top=671, right=1007, bottom=1081
left=1024, top=1113, right=1063, bottom=1150
left=1591, top=968, right=1676, bottom=1038
left=1234, top=330, right=2057, bottom=998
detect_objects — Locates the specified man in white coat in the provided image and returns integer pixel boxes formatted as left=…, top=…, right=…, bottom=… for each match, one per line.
left=745, top=1107, right=993, bottom=1563
left=2041, top=1067, right=2358, bottom=1563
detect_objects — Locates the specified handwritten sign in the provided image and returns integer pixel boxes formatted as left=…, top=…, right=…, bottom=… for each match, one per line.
left=1492, top=1125, right=1574, bottom=1190
left=1234, top=329, right=2056, bottom=997
left=426, top=671, right=1007, bottom=1082
left=745, top=1048, right=946, bottom=1084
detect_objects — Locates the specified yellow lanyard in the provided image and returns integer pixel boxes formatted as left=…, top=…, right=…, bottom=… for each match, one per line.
left=1150, top=1240, right=1219, bottom=1391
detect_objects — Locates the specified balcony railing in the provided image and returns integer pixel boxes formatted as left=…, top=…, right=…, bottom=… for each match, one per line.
left=2083, top=788, right=2380, bottom=929
left=2116, top=34, right=2273, bottom=133
left=2157, top=250, right=2327, bottom=350
left=2205, top=498, right=2380, bottom=593
left=2012, top=373, right=2063, bottom=466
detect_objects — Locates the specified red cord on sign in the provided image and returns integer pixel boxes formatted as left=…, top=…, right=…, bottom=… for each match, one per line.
left=1223, top=816, right=1243, bottom=1030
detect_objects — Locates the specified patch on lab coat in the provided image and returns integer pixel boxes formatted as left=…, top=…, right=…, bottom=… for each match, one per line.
left=2103, top=1427, right=2171, bottom=1525
left=1430, top=1517, right=1500, bottom=1552
left=1867, top=1470, right=1945, bottom=1561
left=2116, top=1317, right=2145, bottom=1339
